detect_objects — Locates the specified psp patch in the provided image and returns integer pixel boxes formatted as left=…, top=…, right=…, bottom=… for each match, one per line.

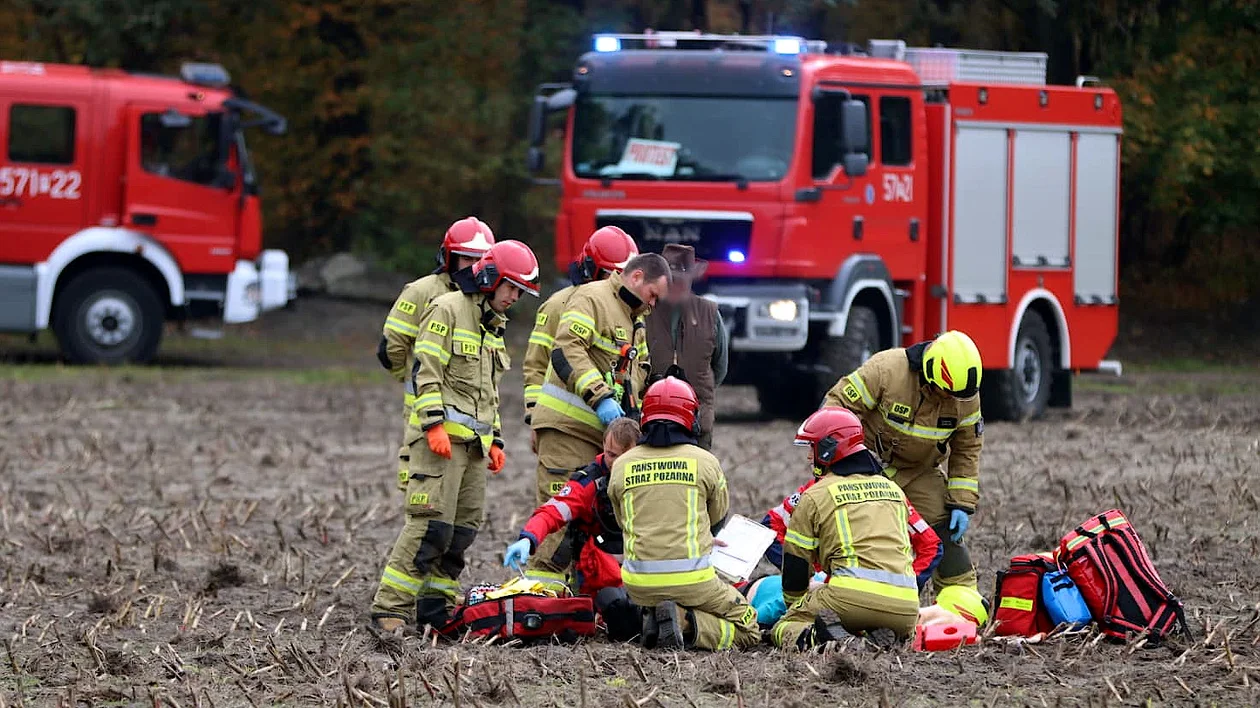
left=427, top=320, right=450, bottom=336
left=397, top=300, right=417, bottom=315
left=408, top=492, right=430, bottom=506
left=460, top=341, right=479, bottom=356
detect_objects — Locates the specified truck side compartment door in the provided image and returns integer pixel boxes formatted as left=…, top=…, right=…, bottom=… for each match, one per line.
left=0, top=98, right=90, bottom=264
left=122, top=104, right=239, bottom=274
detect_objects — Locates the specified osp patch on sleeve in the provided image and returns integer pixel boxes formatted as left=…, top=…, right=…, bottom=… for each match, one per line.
left=536, top=312, right=548, bottom=326
left=569, top=321, right=593, bottom=339
left=397, top=300, right=417, bottom=315
left=841, top=382, right=862, bottom=403
left=614, top=326, right=628, bottom=341
left=427, top=320, right=450, bottom=336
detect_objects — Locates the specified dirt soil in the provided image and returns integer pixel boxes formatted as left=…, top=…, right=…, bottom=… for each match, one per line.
left=2, top=298, right=1259, bottom=707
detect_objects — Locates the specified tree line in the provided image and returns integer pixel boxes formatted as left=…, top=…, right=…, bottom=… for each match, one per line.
left=2, top=0, right=1256, bottom=318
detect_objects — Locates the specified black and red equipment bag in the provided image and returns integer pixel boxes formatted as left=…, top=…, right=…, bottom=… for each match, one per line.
left=992, top=551, right=1057, bottom=637
left=1058, top=509, right=1190, bottom=642
left=441, top=594, right=597, bottom=643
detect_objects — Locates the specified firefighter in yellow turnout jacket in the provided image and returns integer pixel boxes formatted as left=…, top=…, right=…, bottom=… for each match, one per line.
left=526, top=253, right=670, bottom=589
left=824, top=330, right=984, bottom=591
left=371, top=241, right=540, bottom=632
left=771, top=407, right=925, bottom=649
left=609, top=377, right=760, bottom=651
left=523, top=226, right=639, bottom=425
left=379, top=217, right=495, bottom=490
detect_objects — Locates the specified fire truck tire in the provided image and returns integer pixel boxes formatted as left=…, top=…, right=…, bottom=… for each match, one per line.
left=53, top=267, right=164, bottom=365
left=982, top=311, right=1052, bottom=422
left=820, top=305, right=882, bottom=389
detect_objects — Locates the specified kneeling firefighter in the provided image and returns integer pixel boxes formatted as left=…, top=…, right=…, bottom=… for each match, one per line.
left=370, top=241, right=540, bottom=632
left=823, top=330, right=985, bottom=592
left=771, top=407, right=930, bottom=649
left=608, top=377, right=760, bottom=651
left=501, top=417, right=643, bottom=641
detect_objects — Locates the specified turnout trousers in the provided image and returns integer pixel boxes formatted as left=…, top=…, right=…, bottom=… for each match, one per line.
left=770, top=584, right=919, bottom=649
left=896, top=468, right=977, bottom=591
left=371, top=439, right=486, bottom=625
left=526, top=429, right=600, bottom=590
left=627, top=577, right=760, bottom=651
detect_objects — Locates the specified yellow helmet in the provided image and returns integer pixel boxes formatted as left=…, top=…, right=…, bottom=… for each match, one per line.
left=922, top=330, right=983, bottom=398
left=935, top=586, right=989, bottom=626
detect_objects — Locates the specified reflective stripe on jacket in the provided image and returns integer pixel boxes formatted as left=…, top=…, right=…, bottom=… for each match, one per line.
left=522, top=284, right=577, bottom=423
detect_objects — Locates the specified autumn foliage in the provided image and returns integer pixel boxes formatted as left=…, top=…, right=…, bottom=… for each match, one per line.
left=0, top=0, right=1256, bottom=316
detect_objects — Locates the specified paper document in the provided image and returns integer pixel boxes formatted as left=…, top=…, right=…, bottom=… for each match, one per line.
left=711, top=514, right=777, bottom=584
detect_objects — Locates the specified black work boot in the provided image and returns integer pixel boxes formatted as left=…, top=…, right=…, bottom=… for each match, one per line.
left=654, top=601, right=687, bottom=649
left=640, top=607, right=660, bottom=649
left=415, top=597, right=451, bottom=632
left=595, top=587, right=641, bottom=643
left=806, top=609, right=855, bottom=649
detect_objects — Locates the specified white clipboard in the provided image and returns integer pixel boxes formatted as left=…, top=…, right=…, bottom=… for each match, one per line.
left=711, top=514, right=776, bottom=584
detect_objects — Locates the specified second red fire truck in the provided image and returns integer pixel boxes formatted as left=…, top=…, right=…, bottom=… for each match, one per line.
left=529, top=33, right=1123, bottom=420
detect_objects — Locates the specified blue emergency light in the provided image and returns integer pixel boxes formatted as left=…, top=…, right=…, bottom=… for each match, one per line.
left=594, top=36, right=621, bottom=53
left=772, top=38, right=802, bottom=55
left=727, top=250, right=747, bottom=264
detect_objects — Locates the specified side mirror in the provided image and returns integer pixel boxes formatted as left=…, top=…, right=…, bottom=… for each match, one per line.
left=159, top=109, right=192, bottom=129
left=526, top=146, right=545, bottom=174
left=528, top=96, right=548, bottom=148
left=843, top=153, right=869, bottom=178
left=839, top=99, right=867, bottom=154
left=547, top=88, right=576, bottom=111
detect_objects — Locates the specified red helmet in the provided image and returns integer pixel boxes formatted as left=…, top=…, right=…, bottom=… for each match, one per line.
left=438, top=217, right=496, bottom=271
left=473, top=240, right=541, bottom=297
left=640, top=376, right=699, bottom=432
left=576, top=226, right=639, bottom=282
left=794, top=407, right=867, bottom=467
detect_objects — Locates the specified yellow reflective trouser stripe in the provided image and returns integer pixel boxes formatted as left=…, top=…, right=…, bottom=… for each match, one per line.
left=575, top=369, right=601, bottom=392
left=623, top=492, right=635, bottom=557
left=717, top=620, right=735, bottom=650
left=784, top=529, right=818, bottom=551
left=536, top=385, right=602, bottom=429
left=948, top=477, right=979, bottom=493
left=415, top=341, right=451, bottom=364
left=621, top=566, right=716, bottom=588
left=528, top=331, right=555, bottom=348
left=425, top=576, right=460, bottom=596
left=560, top=311, right=596, bottom=329
left=385, top=317, right=419, bottom=336
left=835, top=508, right=856, bottom=568
left=686, top=488, right=700, bottom=558
left=827, top=574, right=919, bottom=602
left=960, top=411, right=982, bottom=427
left=381, top=567, right=422, bottom=596
left=850, top=373, right=876, bottom=409
left=773, top=620, right=795, bottom=647
left=881, top=412, right=954, bottom=441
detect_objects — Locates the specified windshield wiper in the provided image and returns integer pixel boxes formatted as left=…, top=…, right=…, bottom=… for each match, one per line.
left=675, top=173, right=751, bottom=189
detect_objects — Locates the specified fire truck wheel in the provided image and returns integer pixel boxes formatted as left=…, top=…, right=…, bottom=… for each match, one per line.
left=982, top=311, right=1053, bottom=422
left=53, top=267, right=164, bottom=365
left=820, top=305, right=881, bottom=388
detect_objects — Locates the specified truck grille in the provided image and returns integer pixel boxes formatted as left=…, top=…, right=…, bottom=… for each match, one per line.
left=595, top=211, right=752, bottom=264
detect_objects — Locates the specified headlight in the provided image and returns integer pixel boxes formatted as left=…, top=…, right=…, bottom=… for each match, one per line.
left=766, top=299, right=798, bottom=322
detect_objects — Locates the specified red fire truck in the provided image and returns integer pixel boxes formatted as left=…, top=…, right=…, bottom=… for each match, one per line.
left=0, top=60, right=292, bottom=364
left=528, top=34, right=1122, bottom=420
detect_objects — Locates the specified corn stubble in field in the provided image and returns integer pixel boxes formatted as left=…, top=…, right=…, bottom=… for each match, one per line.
left=1, top=368, right=1259, bottom=707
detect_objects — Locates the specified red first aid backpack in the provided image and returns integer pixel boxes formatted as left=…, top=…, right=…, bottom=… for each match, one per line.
left=1058, top=509, right=1189, bottom=642
left=993, top=552, right=1058, bottom=637
left=441, top=594, right=597, bottom=643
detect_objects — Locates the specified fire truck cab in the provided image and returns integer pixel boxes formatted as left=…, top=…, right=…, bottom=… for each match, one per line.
left=529, top=34, right=1122, bottom=421
left=0, top=60, right=293, bottom=364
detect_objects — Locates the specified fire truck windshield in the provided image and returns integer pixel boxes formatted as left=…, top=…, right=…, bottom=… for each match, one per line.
left=572, top=94, right=797, bottom=182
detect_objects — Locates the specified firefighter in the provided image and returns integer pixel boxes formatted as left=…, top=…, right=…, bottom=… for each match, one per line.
left=378, top=217, right=496, bottom=491
left=370, top=241, right=540, bottom=633
left=526, top=252, right=670, bottom=590
left=502, top=417, right=642, bottom=640
left=823, top=329, right=984, bottom=591
left=608, top=377, right=760, bottom=651
left=751, top=446, right=943, bottom=627
left=770, top=407, right=928, bottom=649
left=523, top=226, right=639, bottom=431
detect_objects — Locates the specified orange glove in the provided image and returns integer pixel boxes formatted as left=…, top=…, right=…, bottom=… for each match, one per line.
left=426, top=426, right=452, bottom=459
left=488, top=445, right=506, bottom=474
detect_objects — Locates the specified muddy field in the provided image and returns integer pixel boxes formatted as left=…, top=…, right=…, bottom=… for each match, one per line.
left=2, top=300, right=1260, bottom=707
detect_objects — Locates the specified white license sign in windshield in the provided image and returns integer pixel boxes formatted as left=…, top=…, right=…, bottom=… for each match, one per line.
left=602, top=138, right=681, bottom=177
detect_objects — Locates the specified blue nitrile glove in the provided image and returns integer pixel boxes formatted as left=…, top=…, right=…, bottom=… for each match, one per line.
left=949, top=509, right=971, bottom=543
left=596, top=398, right=624, bottom=426
left=504, top=538, right=532, bottom=569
